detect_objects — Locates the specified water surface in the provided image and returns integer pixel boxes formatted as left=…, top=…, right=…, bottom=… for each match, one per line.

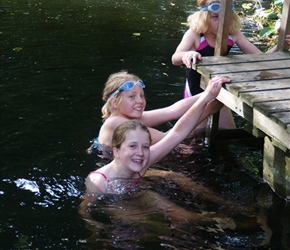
left=1, top=0, right=289, bottom=249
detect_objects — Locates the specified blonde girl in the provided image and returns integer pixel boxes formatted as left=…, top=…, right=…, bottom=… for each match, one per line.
left=171, top=0, right=289, bottom=129
left=93, top=70, right=223, bottom=149
left=86, top=75, right=229, bottom=193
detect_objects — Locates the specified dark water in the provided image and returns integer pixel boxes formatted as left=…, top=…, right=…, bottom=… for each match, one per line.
left=1, top=0, right=289, bottom=249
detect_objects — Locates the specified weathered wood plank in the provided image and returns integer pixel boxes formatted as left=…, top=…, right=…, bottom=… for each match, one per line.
left=226, top=79, right=290, bottom=95
left=208, top=69, right=290, bottom=82
left=258, top=100, right=290, bottom=113
left=196, top=59, right=290, bottom=75
left=270, top=111, right=290, bottom=126
left=193, top=51, right=290, bottom=68
left=253, top=109, right=290, bottom=148
left=239, top=88, right=290, bottom=106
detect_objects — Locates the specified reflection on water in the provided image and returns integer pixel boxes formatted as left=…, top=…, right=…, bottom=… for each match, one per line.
left=1, top=0, right=290, bottom=249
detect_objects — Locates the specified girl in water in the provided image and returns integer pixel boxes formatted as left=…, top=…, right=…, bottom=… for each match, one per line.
left=90, top=70, right=224, bottom=151
left=80, top=76, right=261, bottom=247
left=86, top=75, right=229, bottom=193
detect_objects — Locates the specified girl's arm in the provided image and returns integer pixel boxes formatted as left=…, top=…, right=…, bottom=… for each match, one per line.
left=147, top=76, right=230, bottom=166
left=141, top=93, right=222, bottom=128
left=235, top=30, right=290, bottom=54
left=234, top=31, right=262, bottom=54
left=141, top=94, right=200, bottom=126
left=148, top=127, right=168, bottom=145
left=266, top=32, right=290, bottom=53
left=172, top=29, right=202, bottom=68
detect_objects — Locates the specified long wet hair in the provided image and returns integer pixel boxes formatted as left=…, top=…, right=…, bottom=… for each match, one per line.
left=187, top=0, right=241, bottom=34
left=101, top=71, right=142, bottom=122
left=112, top=120, right=152, bottom=149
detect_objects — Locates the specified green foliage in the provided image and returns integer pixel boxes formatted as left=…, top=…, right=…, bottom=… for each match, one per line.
left=250, top=0, right=284, bottom=47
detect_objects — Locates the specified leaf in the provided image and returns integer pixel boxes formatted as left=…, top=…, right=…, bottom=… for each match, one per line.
left=274, top=0, right=283, bottom=7
left=132, top=33, right=141, bottom=37
left=13, top=47, right=23, bottom=52
left=260, top=27, right=275, bottom=38
left=242, top=3, right=252, bottom=10
left=267, top=13, right=278, bottom=20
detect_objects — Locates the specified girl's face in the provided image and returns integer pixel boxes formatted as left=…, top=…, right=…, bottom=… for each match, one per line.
left=114, top=128, right=150, bottom=174
left=116, top=85, right=146, bottom=119
left=209, top=12, right=219, bottom=34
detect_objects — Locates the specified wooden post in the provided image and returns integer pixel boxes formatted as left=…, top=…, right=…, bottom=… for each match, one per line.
left=263, top=136, right=290, bottom=199
left=206, top=0, right=233, bottom=151
left=277, top=0, right=290, bottom=51
left=214, top=0, right=233, bottom=56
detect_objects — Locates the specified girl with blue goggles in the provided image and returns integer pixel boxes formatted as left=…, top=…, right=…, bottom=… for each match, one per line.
left=108, top=79, right=145, bottom=101
left=198, top=2, right=234, bottom=13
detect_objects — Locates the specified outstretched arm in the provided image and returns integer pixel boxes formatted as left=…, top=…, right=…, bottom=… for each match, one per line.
left=142, top=93, right=222, bottom=128
left=148, top=76, right=230, bottom=166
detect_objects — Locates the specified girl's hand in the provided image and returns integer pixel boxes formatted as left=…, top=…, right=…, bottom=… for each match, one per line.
left=204, top=76, right=231, bottom=99
left=182, top=51, right=202, bottom=68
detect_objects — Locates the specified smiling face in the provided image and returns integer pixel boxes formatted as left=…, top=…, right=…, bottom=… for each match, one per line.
left=114, top=128, right=150, bottom=174
left=114, top=84, right=146, bottom=119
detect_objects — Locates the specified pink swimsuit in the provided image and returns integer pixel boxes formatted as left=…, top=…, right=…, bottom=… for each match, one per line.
left=91, top=171, right=142, bottom=188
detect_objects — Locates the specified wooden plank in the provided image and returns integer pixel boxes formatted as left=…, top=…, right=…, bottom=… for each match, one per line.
left=258, top=100, right=290, bottom=113
left=193, top=51, right=290, bottom=69
left=239, top=88, right=290, bottom=105
left=270, top=111, right=290, bottom=126
left=253, top=109, right=290, bottom=149
left=196, top=59, right=290, bottom=75
left=227, top=79, right=290, bottom=95
left=254, top=101, right=290, bottom=130
left=208, top=69, right=290, bottom=82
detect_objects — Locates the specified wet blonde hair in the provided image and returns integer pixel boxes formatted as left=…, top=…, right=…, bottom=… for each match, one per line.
left=187, top=0, right=241, bottom=34
left=112, top=120, right=152, bottom=149
left=101, top=71, right=141, bottom=121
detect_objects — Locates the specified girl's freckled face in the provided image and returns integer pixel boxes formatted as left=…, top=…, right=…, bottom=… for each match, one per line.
left=117, top=85, right=146, bottom=119
left=117, top=129, right=150, bottom=172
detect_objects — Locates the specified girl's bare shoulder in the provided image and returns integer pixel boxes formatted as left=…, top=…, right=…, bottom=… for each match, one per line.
left=86, top=171, right=107, bottom=193
left=102, top=116, right=129, bottom=129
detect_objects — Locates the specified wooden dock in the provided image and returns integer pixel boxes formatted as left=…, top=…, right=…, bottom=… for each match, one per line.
left=192, top=0, right=290, bottom=200
left=195, top=51, right=290, bottom=200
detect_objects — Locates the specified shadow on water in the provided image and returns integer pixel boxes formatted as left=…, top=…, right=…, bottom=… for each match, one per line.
left=1, top=0, right=289, bottom=249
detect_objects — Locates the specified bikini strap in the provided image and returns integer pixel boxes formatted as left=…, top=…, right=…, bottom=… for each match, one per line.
left=92, top=171, right=110, bottom=183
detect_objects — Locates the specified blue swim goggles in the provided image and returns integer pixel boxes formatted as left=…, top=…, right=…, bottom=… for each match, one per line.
left=108, top=79, right=145, bottom=101
left=198, top=2, right=234, bottom=13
